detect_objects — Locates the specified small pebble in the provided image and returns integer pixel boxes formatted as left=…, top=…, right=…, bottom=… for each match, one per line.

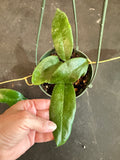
left=82, top=145, right=86, bottom=149
left=96, top=18, right=101, bottom=24
left=89, top=8, right=95, bottom=11
left=75, top=80, right=80, bottom=85
left=74, top=88, right=78, bottom=92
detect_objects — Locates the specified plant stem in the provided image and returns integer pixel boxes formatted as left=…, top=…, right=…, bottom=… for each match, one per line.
left=90, top=0, right=108, bottom=84
left=35, top=0, right=46, bottom=66
left=72, top=0, right=79, bottom=50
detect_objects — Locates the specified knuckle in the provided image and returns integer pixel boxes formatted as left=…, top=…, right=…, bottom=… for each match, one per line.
left=19, top=111, right=31, bottom=123
left=17, top=111, right=33, bottom=130
left=23, top=99, right=36, bottom=110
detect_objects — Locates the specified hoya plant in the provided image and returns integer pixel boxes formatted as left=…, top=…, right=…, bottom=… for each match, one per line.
left=0, top=9, right=90, bottom=146
left=32, top=9, right=90, bottom=146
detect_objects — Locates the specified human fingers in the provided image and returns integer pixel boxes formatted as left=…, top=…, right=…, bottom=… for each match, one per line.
left=36, top=110, right=49, bottom=120
left=35, top=132, right=54, bottom=143
left=25, top=99, right=50, bottom=110
left=12, top=99, right=50, bottom=112
left=33, top=99, right=50, bottom=110
left=23, top=111, right=56, bottom=133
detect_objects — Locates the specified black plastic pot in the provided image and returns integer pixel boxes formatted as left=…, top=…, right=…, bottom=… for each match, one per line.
left=39, top=48, right=93, bottom=98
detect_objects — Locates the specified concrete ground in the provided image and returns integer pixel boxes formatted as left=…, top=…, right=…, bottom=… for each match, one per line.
left=0, top=0, right=120, bottom=160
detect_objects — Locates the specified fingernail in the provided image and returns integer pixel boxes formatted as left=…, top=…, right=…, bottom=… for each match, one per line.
left=48, top=122, right=57, bottom=131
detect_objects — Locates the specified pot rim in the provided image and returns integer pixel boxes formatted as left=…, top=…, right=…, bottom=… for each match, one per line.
left=39, top=48, right=93, bottom=98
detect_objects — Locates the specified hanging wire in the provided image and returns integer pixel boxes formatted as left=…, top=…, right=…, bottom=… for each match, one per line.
left=0, top=56, right=119, bottom=86
left=72, top=0, right=79, bottom=50
left=0, top=75, right=33, bottom=86
left=35, top=0, right=46, bottom=65
left=90, top=0, right=109, bottom=84
left=90, top=56, right=120, bottom=64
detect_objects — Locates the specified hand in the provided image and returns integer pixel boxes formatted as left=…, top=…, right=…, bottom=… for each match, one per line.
left=0, top=99, right=57, bottom=160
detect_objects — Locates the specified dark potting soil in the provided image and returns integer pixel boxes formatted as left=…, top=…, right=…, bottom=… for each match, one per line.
left=41, top=49, right=91, bottom=97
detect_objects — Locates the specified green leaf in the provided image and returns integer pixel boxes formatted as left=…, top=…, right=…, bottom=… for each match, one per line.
left=52, top=8, right=73, bottom=61
left=51, top=57, right=89, bottom=84
left=50, top=84, right=76, bottom=146
left=0, top=89, right=26, bottom=106
left=32, top=56, right=62, bottom=85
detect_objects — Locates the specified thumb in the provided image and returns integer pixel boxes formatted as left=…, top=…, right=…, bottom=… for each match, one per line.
left=24, top=112, right=57, bottom=133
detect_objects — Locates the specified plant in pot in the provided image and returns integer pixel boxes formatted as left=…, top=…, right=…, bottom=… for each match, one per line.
left=32, top=9, right=93, bottom=146
left=0, top=9, right=93, bottom=147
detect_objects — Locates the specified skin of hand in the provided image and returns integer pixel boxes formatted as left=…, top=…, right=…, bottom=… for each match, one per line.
left=0, top=99, right=57, bottom=160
